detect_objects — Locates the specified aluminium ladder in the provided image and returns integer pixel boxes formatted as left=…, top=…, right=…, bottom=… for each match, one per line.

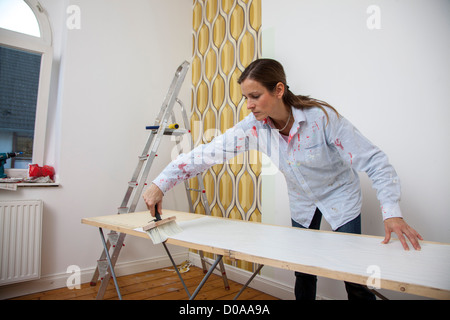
left=90, top=61, right=229, bottom=299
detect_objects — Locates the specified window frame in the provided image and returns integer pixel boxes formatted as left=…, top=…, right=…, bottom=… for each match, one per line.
left=0, top=0, right=53, bottom=178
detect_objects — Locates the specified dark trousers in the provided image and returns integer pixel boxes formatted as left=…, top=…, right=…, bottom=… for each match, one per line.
left=291, top=208, right=376, bottom=300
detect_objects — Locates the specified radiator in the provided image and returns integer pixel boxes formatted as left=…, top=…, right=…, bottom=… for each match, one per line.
left=0, top=200, right=43, bottom=285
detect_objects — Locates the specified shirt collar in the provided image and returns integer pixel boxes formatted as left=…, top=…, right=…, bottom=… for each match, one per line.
left=292, top=107, right=306, bottom=125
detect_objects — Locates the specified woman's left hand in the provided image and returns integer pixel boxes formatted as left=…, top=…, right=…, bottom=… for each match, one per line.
left=382, top=217, right=423, bottom=251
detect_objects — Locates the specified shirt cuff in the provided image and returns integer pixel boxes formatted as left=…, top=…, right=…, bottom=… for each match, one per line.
left=152, top=173, right=175, bottom=194
left=381, top=203, right=403, bottom=220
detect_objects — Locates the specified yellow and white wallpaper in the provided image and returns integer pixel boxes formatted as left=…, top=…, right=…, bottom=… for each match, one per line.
left=190, top=0, right=262, bottom=270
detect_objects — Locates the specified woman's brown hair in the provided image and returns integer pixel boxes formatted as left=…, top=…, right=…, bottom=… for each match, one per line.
left=237, top=59, right=339, bottom=122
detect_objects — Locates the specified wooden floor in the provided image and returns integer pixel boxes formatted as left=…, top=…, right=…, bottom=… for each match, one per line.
left=11, top=266, right=279, bottom=300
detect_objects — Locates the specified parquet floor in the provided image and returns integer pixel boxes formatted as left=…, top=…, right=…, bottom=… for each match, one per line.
left=11, top=266, right=279, bottom=300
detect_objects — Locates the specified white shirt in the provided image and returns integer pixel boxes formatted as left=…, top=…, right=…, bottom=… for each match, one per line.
left=153, top=107, right=402, bottom=230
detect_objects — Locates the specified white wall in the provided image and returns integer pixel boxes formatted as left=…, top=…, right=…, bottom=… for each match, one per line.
left=0, top=0, right=192, bottom=298
left=261, top=0, right=450, bottom=299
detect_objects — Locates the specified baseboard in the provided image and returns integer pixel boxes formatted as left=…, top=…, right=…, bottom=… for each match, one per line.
left=0, top=251, right=188, bottom=300
left=188, top=252, right=296, bottom=300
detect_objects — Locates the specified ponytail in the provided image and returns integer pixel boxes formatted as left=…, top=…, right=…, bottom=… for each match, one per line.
left=283, top=89, right=339, bottom=124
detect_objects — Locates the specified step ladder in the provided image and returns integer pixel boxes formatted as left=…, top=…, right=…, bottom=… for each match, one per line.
left=89, top=61, right=229, bottom=299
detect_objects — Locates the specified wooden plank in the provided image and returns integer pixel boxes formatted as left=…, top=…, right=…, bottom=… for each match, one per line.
left=81, top=210, right=203, bottom=239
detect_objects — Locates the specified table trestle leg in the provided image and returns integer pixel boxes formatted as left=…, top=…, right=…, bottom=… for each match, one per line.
left=190, top=255, right=224, bottom=300
left=162, top=242, right=191, bottom=299
left=233, top=264, right=264, bottom=300
left=98, top=228, right=122, bottom=300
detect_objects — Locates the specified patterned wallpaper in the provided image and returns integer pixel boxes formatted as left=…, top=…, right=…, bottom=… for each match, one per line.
left=191, top=0, right=262, bottom=271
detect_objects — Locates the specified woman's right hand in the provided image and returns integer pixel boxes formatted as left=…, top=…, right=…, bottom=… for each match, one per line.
left=142, top=183, right=164, bottom=217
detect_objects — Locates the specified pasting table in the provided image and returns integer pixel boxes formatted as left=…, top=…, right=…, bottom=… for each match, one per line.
left=82, top=210, right=450, bottom=300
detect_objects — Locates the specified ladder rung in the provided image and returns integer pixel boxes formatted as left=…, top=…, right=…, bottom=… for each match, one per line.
left=187, top=188, right=206, bottom=193
left=117, top=207, right=129, bottom=214
left=148, top=128, right=190, bottom=136
left=107, top=232, right=119, bottom=247
left=97, top=259, right=108, bottom=280
left=128, top=181, right=147, bottom=187
left=138, top=154, right=149, bottom=160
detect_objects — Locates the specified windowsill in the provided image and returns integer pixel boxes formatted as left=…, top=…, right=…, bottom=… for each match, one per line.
left=1, top=168, right=60, bottom=190
left=0, top=182, right=60, bottom=191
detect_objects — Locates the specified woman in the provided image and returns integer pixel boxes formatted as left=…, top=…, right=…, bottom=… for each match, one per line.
left=143, top=58, right=423, bottom=300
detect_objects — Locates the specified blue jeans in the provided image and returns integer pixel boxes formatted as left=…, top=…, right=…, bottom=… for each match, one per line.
left=291, top=208, right=376, bottom=300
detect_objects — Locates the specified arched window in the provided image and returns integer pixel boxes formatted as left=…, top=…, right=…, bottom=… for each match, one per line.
left=0, top=0, right=52, bottom=173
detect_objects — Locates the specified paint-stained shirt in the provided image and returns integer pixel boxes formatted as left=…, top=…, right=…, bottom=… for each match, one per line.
left=152, top=107, right=402, bottom=230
